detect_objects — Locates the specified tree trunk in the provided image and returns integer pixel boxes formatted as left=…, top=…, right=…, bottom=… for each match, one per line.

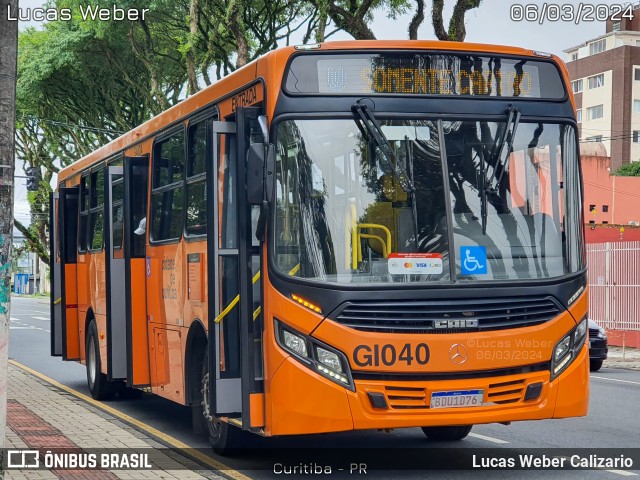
left=0, top=0, right=18, bottom=476
left=187, top=0, right=200, bottom=95
left=409, top=0, right=425, bottom=40
left=229, top=2, right=249, bottom=68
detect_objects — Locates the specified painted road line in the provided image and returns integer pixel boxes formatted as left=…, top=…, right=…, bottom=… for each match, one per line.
left=592, top=376, right=640, bottom=386
left=607, top=470, right=638, bottom=477
left=9, top=360, right=252, bottom=480
left=33, top=316, right=50, bottom=321
left=468, top=432, right=509, bottom=444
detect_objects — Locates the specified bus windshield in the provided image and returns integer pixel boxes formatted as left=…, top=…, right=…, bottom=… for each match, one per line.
left=274, top=118, right=583, bottom=285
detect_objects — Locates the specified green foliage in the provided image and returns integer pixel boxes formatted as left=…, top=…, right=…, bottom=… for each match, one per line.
left=613, top=162, right=640, bottom=176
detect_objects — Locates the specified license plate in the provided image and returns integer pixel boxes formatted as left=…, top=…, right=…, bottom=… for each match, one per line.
left=430, top=389, right=484, bottom=409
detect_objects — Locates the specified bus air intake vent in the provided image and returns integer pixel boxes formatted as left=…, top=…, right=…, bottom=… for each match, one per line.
left=332, top=296, right=562, bottom=334
left=384, top=386, right=428, bottom=410
left=486, top=379, right=526, bottom=405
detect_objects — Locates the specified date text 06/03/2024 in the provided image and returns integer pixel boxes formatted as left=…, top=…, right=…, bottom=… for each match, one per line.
left=510, top=3, right=633, bottom=24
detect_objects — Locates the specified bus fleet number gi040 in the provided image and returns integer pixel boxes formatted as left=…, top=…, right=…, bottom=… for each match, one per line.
left=353, top=343, right=430, bottom=367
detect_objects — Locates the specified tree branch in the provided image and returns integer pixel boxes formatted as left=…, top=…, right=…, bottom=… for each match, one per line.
left=14, top=219, right=50, bottom=265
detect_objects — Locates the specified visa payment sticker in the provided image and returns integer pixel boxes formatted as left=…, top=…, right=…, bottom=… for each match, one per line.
left=388, top=253, right=443, bottom=275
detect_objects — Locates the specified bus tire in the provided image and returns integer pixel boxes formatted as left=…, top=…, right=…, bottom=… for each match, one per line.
left=421, top=425, right=472, bottom=441
left=86, top=320, right=116, bottom=400
left=201, top=351, right=245, bottom=455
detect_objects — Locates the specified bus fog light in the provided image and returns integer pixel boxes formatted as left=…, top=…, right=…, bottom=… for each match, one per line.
left=553, top=351, right=573, bottom=374
left=554, top=335, right=571, bottom=361
left=283, top=330, right=308, bottom=357
left=316, top=347, right=343, bottom=373
left=316, top=364, right=349, bottom=384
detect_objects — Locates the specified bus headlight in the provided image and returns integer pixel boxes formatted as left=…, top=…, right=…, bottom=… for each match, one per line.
left=554, top=335, right=572, bottom=362
left=574, top=319, right=587, bottom=346
left=275, top=319, right=354, bottom=391
left=316, top=347, right=343, bottom=373
left=551, top=318, right=587, bottom=379
left=282, top=330, right=308, bottom=357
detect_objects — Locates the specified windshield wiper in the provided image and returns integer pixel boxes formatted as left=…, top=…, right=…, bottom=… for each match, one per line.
left=481, top=105, right=521, bottom=234
left=351, top=103, right=414, bottom=193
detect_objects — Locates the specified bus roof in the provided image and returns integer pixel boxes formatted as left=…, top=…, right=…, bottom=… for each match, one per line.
left=57, top=40, right=568, bottom=184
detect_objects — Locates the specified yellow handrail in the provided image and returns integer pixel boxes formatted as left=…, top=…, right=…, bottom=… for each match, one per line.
left=359, top=234, right=389, bottom=258
left=357, top=224, right=392, bottom=255
left=214, top=271, right=261, bottom=324
left=351, top=222, right=393, bottom=268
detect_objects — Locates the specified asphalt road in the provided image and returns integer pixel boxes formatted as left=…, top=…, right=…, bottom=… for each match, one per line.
left=8, top=295, right=640, bottom=479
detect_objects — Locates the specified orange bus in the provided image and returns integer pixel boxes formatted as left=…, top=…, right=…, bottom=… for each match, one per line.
left=51, top=40, right=589, bottom=453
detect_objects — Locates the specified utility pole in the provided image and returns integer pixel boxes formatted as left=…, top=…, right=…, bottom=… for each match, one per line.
left=0, top=0, right=18, bottom=477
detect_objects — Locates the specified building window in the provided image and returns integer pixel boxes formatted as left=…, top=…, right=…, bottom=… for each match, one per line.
left=571, top=52, right=578, bottom=61
left=587, top=135, right=603, bottom=142
left=572, top=79, right=583, bottom=93
left=589, top=204, right=596, bottom=212
left=589, top=39, right=606, bottom=55
left=589, top=220, right=596, bottom=224
left=587, top=74, right=605, bottom=89
left=603, top=205, right=609, bottom=213
left=150, top=131, right=185, bottom=243
left=587, top=104, right=604, bottom=120
left=636, top=69, right=640, bottom=81
left=634, top=130, right=640, bottom=143
left=634, top=100, right=640, bottom=113
left=602, top=221, right=609, bottom=224
left=577, top=109, right=582, bottom=123
left=612, top=21, right=621, bottom=32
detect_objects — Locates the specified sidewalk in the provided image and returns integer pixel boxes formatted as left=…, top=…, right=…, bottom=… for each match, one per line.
left=3, top=363, right=228, bottom=480
left=604, top=346, right=640, bottom=371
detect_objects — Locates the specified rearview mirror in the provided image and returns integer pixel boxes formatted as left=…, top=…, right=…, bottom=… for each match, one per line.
left=247, top=143, right=265, bottom=205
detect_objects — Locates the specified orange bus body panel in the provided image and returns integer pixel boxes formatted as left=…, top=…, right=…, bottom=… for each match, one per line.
left=63, top=263, right=80, bottom=359
left=130, top=258, right=150, bottom=386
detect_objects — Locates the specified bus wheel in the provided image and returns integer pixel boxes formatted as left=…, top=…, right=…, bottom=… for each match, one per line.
left=201, top=352, right=245, bottom=455
left=421, top=425, right=472, bottom=441
left=86, top=320, right=116, bottom=400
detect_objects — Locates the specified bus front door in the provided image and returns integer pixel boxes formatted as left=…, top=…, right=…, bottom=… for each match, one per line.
left=207, top=107, right=263, bottom=429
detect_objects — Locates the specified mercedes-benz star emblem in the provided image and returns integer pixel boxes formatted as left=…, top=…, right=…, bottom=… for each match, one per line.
left=449, top=343, right=468, bottom=365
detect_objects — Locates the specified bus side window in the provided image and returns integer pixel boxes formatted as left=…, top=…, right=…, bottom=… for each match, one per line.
left=150, top=132, right=185, bottom=242
left=78, top=175, right=89, bottom=252
left=88, top=168, right=105, bottom=252
left=186, top=119, right=209, bottom=237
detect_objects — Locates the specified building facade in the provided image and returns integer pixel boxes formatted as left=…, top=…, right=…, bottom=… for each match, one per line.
left=565, top=12, right=640, bottom=171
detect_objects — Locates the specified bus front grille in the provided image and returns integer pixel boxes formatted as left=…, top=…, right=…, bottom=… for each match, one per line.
left=332, top=296, right=562, bottom=334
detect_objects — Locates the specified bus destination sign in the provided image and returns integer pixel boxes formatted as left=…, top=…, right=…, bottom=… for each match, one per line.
left=285, top=53, right=565, bottom=99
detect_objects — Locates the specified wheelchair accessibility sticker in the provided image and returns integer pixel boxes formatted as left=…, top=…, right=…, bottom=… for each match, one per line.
left=460, top=246, right=487, bottom=275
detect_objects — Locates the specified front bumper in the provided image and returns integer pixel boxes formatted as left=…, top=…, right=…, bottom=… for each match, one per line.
left=268, top=344, right=589, bottom=435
